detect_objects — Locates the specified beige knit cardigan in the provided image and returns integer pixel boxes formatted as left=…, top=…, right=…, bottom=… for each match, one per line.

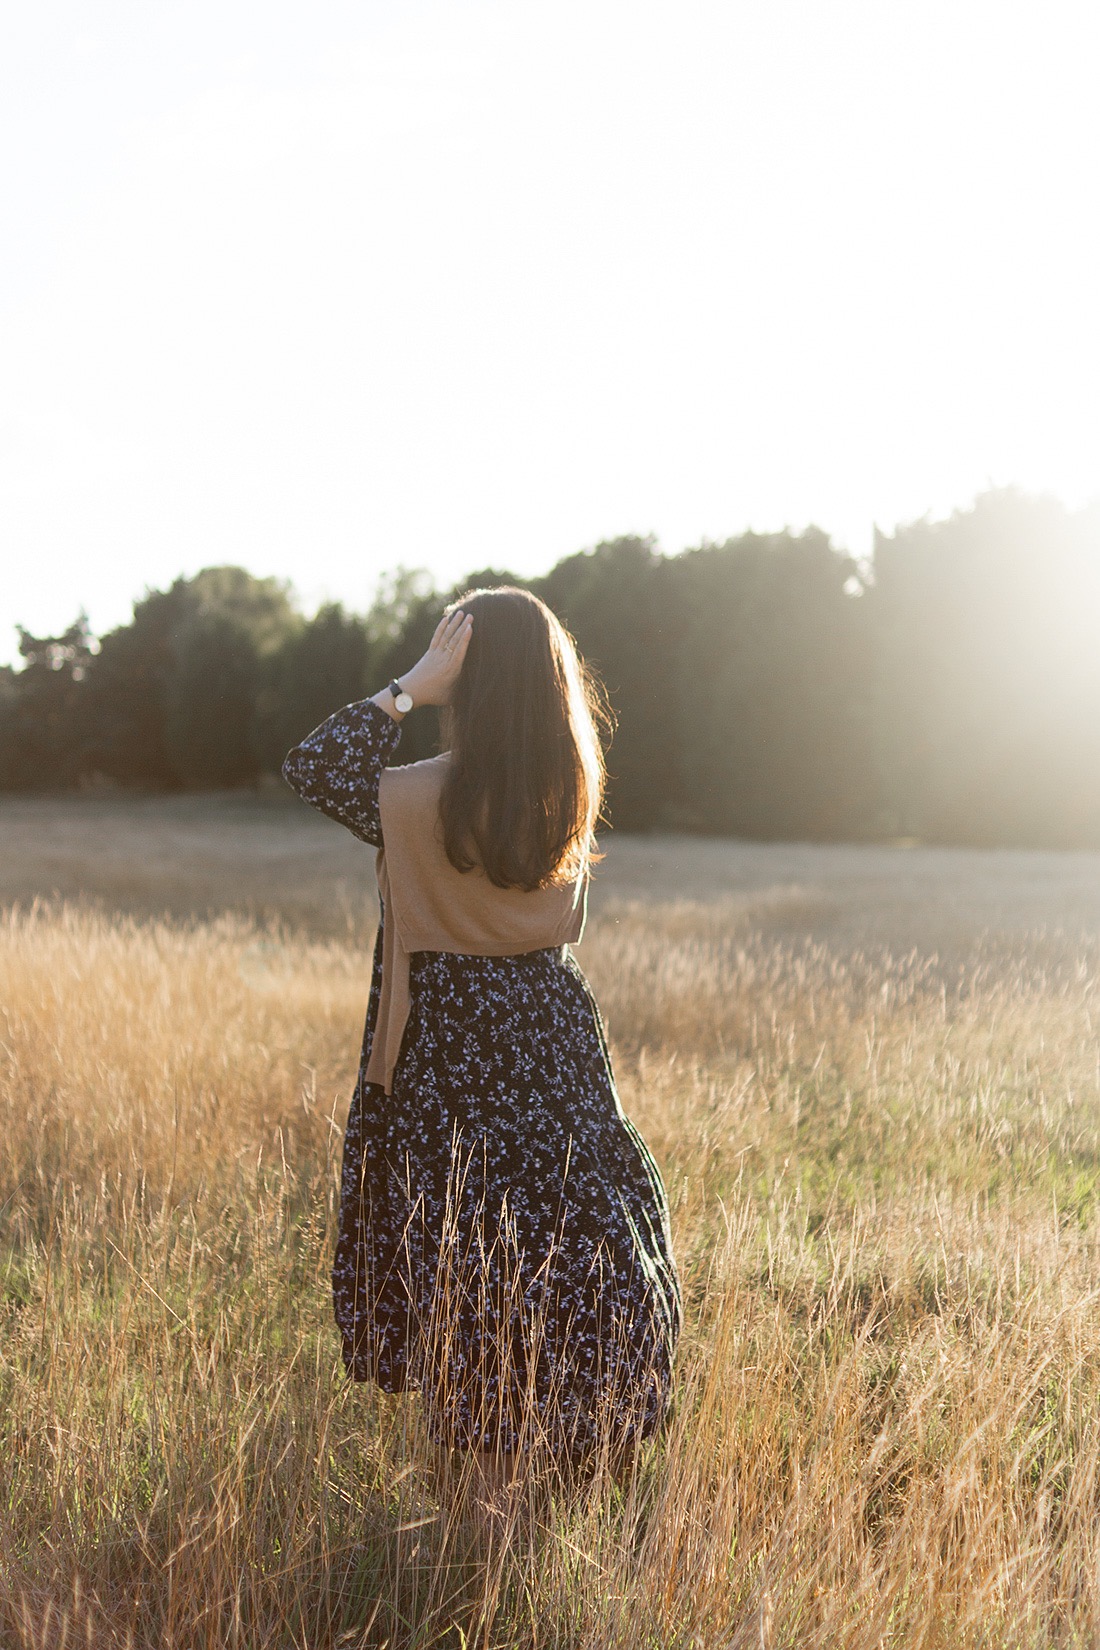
left=362, top=752, right=589, bottom=1094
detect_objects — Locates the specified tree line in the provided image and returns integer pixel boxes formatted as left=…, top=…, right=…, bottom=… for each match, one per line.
left=3, top=488, right=1099, bottom=847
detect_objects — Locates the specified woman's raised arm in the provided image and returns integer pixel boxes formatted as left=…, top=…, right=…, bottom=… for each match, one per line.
left=281, top=699, right=402, bottom=846
left=283, top=608, right=471, bottom=845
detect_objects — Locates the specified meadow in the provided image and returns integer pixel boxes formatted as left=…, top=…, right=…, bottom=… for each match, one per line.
left=4, top=794, right=1100, bottom=1648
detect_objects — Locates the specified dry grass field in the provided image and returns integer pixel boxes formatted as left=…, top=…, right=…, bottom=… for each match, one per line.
left=4, top=794, right=1100, bottom=1647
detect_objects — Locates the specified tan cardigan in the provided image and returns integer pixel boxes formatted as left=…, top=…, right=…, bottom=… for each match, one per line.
left=362, top=752, right=589, bottom=1094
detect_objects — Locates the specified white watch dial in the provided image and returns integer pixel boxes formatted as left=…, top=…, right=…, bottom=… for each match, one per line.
left=394, top=691, right=414, bottom=713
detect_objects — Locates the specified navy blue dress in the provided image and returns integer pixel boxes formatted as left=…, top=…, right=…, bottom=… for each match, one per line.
left=283, top=700, right=680, bottom=1460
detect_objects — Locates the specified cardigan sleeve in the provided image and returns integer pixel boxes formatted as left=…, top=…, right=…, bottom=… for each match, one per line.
left=282, top=699, right=403, bottom=847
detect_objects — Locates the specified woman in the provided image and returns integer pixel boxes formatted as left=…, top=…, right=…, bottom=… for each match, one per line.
left=283, top=587, right=680, bottom=1473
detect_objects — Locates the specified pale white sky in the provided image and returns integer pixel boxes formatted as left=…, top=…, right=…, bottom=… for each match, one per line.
left=2, top=0, right=1098, bottom=662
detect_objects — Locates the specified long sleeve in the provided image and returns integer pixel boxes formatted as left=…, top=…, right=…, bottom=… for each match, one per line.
left=282, top=699, right=403, bottom=846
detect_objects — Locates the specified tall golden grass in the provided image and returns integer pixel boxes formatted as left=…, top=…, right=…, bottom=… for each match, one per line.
left=3, top=865, right=1100, bottom=1645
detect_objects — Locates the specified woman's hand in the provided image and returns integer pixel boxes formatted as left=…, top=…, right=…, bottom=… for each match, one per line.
left=393, top=608, right=474, bottom=709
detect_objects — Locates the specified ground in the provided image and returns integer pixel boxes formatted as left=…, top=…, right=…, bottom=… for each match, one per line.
left=2, top=795, right=1099, bottom=1649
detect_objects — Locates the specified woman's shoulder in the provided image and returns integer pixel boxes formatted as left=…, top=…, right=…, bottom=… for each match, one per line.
left=379, top=751, right=449, bottom=814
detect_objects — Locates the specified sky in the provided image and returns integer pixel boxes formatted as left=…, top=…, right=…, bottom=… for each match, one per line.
left=2, top=0, right=1098, bottom=663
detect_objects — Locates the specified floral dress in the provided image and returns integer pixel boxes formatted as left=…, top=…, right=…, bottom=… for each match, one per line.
left=283, top=700, right=681, bottom=1461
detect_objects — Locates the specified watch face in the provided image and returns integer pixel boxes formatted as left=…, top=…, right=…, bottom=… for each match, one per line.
left=394, top=692, right=414, bottom=713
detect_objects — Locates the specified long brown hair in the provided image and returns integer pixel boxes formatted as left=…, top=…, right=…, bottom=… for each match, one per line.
left=439, top=586, right=609, bottom=890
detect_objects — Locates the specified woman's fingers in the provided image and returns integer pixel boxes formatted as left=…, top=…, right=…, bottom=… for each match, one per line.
left=444, top=614, right=472, bottom=663
left=438, top=609, right=469, bottom=653
left=431, top=609, right=465, bottom=652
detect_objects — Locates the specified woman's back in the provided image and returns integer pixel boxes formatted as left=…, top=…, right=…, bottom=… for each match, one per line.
left=364, top=749, right=587, bottom=1094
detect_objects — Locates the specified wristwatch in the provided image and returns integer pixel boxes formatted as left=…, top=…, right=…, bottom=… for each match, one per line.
left=388, top=679, right=414, bottom=714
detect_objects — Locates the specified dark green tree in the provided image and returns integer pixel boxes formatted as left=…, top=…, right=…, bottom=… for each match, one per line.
left=163, top=568, right=299, bottom=788
left=673, top=530, right=876, bottom=837
left=0, top=617, right=94, bottom=789
left=537, top=537, right=679, bottom=829
left=258, top=601, right=374, bottom=772
left=81, top=585, right=186, bottom=786
left=8, top=489, right=1099, bottom=849
left=79, top=566, right=300, bottom=789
